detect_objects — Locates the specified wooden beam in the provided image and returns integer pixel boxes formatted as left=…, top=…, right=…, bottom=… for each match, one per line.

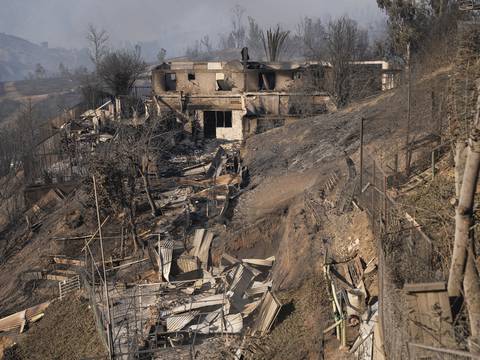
left=404, top=282, right=447, bottom=293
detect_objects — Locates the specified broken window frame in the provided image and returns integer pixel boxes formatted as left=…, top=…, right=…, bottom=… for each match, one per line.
left=205, top=111, right=233, bottom=128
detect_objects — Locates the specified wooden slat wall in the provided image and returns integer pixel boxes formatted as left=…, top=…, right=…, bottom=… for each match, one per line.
left=404, top=281, right=455, bottom=354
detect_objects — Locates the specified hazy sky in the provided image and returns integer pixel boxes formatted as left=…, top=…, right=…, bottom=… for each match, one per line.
left=0, top=0, right=384, bottom=55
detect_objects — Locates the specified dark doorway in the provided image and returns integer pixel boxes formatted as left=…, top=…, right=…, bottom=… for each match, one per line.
left=204, top=111, right=217, bottom=138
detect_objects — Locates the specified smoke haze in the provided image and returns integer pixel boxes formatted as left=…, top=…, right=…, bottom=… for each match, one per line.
left=0, top=0, right=384, bottom=56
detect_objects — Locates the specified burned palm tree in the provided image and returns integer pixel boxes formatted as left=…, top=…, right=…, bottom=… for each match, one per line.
left=261, top=26, right=290, bottom=62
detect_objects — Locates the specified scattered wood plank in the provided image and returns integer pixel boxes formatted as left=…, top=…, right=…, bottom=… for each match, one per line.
left=53, top=257, right=85, bottom=267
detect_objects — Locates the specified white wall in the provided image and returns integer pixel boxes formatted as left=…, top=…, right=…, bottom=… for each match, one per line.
left=215, top=110, right=244, bottom=141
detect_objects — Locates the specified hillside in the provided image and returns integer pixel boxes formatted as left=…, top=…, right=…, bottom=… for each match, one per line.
left=0, top=33, right=90, bottom=81
left=0, top=63, right=451, bottom=359
left=0, top=79, right=82, bottom=127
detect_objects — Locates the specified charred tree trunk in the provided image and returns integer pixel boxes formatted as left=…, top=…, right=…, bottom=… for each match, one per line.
left=127, top=206, right=139, bottom=253
left=125, top=173, right=141, bottom=253
left=139, top=167, right=159, bottom=217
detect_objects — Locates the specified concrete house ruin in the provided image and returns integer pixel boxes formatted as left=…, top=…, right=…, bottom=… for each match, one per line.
left=151, top=59, right=399, bottom=141
left=151, top=60, right=333, bottom=141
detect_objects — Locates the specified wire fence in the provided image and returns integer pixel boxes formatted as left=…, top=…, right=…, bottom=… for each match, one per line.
left=355, top=152, right=447, bottom=359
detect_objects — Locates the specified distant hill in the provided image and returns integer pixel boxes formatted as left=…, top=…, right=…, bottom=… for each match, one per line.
left=0, top=77, right=82, bottom=127
left=0, top=33, right=91, bottom=81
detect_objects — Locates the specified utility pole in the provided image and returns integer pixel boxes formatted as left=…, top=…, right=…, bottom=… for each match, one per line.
left=93, top=175, right=115, bottom=359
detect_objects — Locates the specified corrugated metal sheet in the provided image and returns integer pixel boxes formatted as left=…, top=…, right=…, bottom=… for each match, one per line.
left=160, top=240, right=174, bottom=281
left=190, top=313, right=243, bottom=334
left=229, top=264, right=255, bottom=297
left=0, top=301, right=50, bottom=333
left=253, top=291, right=281, bottom=335
left=228, top=264, right=256, bottom=311
left=166, top=311, right=199, bottom=332
left=161, top=294, right=225, bottom=316
left=176, top=255, right=200, bottom=273
left=190, top=229, right=214, bottom=268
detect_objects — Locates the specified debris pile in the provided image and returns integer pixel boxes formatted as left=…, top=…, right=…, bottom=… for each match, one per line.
left=100, top=237, right=280, bottom=357
left=76, top=144, right=282, bottom=358
left=324, top=255, right=382, bottom=359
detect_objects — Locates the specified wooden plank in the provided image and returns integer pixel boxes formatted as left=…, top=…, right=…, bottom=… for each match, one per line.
left=45, top=274, right=70, bottom=282
left=323, top=319, right=343, bottom=334
left=427, top=291, right=441, bottom=345
left=417, top=292, right=435, bottom=346
left=53, top=257, right=85, bottom=267
left=437, top=292, right=453, bottom=322
left=404, top=282, right=447, bottom=293
left=406, top=293, right=423, bottom=343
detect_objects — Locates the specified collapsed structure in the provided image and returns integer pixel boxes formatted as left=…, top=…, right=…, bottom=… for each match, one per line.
left=151, top=60, right=399, bottom=140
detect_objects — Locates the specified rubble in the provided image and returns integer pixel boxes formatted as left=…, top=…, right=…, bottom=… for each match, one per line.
left=324, top=255, right=383, bottom=359
left=59, top=139, right=283, bottom=358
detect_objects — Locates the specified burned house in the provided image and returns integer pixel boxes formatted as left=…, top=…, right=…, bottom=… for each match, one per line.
left=151, top=60, right=334, bottom=140
left=151, top=59, right=399, bottom=141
